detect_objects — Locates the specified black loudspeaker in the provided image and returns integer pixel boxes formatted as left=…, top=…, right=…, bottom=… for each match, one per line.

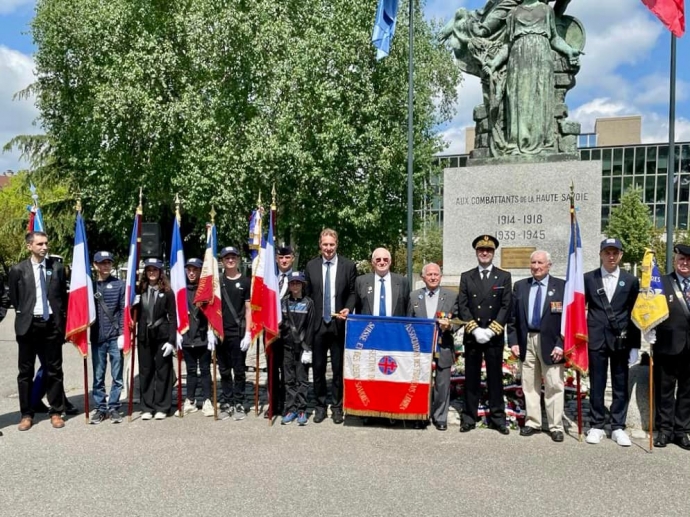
left=141, top=223, right=162, bottom=259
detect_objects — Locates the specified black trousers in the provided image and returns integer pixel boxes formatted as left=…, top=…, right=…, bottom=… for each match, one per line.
left=654, top=348, right=690, bottom=438
left=183, top=346, right=212, bottom=402
left=462, top=343, right=505, bottom=427
left=313, top=321, right=344, bottom=412
left=267, top=340, right=285, bottom=413
left=138, top=339, right=174, bottom=413
left=17, top=316, right=65, bottom=417
left=216, top=336, right=246, bottom=405
left=283, top=345, right=309, bottom=413
left=588, top=346, right=629, bottom=430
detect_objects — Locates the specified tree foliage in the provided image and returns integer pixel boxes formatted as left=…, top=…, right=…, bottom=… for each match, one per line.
left=26, top=0, right=461, bottom=264
left=604, top=186, right=653, bottom=267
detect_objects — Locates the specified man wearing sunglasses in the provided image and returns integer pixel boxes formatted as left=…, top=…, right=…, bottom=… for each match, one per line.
left=355, top=248, right=410, bottom=318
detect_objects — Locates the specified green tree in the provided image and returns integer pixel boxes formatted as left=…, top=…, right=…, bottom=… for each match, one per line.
left=25, top=0, right=460, bottom=261
left=605, top=186, right=653, bottom=267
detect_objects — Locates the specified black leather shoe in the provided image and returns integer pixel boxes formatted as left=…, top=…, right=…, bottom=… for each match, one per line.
left=434, top=422, right=447, bottom=431
left=412, top=420, right=427, bottom=430
left=654, top=433, right=669, bottom=448
left=551, top=431, right=564, bottom=442
left=313, top=410, right=327, bottom=424
left=332, top=410, right=344, bottom=425
left=459, top=423, right=475, bottom=433
left=495, top=425, right=510, bottom=435
left=674, top=434, right=690, bottom=451
left=520, top=426, right=541, bottom=437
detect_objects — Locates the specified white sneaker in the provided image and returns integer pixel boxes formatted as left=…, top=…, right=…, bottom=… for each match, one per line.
left=141, top=412, right=153, bottom=421
left=202, top=399, right=215, bottom=417
left=611, top=429, right=632, bottom=447
left=154, top=412, right=167, bottom=420
left=183, top=399, right=198, bottom=414
left=585, top=428, right=606, bottom=444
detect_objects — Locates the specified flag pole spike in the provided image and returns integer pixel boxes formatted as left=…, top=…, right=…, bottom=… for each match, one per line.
left=210, top=206, right=216, bottom=224
left=174, top=193, right=181, bottom=223
left=271, top=184, right=277, bottom=210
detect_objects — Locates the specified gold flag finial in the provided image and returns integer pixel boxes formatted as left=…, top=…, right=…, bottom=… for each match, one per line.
left=210, top=206, right=216, bottom=224
left=271, top=183, right=277, bottom=210
left=174, top=193, right=181, bottom=223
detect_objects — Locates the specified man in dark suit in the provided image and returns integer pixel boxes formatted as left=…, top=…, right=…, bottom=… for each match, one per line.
left=650, top=244, right=690, bottom=450
left=0, top=274, right=8, bottom=437
left=8, top=231, right=68, bottom=431
left=355, top=247, right=409, bottom=317
left=457, top=234, right=512, bottom=435
left=509, top=250, right=566, bottom=442
left=408, top=262, right=459, bottom=431
left=584, top=238, right=640, bottom=447
left=304, top=228, right=357, bottom=424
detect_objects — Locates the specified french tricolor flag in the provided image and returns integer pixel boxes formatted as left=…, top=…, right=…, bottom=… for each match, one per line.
left=194, top=222, right=223, bottom=346
left=344, top=315, right=435, bottom=419
left=65, top=211, right=96, bottom=357
left=170, top=215, right=189, bottom=348
left=123, top=206, right=142, bottom=355
left=561, top=210, right=588, bottom=374
left=262, top=215, right=281, bottom=348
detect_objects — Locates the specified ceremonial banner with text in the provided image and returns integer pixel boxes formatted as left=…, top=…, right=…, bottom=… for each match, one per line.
left=344, top=315, right=435, bottom=419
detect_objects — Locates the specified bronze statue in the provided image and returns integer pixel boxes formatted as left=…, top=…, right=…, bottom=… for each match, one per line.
left=441, top=0, right=585, bottom=161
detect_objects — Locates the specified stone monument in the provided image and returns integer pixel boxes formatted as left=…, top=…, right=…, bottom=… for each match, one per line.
left=440, top=0, right=601, bottom=282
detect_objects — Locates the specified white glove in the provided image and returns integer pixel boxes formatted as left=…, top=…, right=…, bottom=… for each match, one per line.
left=240, top=332, right=251, bottom=352
left=485, top=329, right=496, bottom=340
left=117, top=335, right=125, bottom=350
left=133, top=294, right=141, bottom=306
left=301, top=350, right=313, bottom=364
left=472, top=328, right=490, bottom=344
left=207, top=330, right=217, bottom=350
left=161, top=343, right=175, bottom=357
left=644, top=329, right=657, bottom=344
left=176, top=332, right=184, bottom=349
left=628, top=348, right=639, bottom=366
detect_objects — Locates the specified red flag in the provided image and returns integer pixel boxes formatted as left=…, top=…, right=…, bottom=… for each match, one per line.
left=561, top=206, right=588, bottom=374
left=194, top=222, right=224, bottom=343
left=642, top=0, right=685, bottom=37
left=122, top=204, right=142, bottom=355
left=249, top=210, right=264, bottom=345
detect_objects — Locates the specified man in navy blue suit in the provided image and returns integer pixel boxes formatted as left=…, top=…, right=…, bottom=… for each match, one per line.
left=584, top=238, right=640, bottom=447
left=509, top=250, right=566, bottom=442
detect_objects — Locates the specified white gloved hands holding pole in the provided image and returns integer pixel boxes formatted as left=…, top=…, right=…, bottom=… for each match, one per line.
left=643, top=329, right=657, bottom=344
left=161, top=343, right=175, bottom=357
left=472, top=328, right=492, bottom=344
left=628, top=348, right=640, bottom=366
left=117, top=335, right=125, bottom=350
left=207, top=330, right=217, bottom=351
left=240, top=332, right=252, bottom=352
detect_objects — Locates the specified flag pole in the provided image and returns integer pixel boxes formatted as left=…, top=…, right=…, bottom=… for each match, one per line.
left=76, top=198, right=90, bottom=424
left=208, top=206, right=219, bottom=421
left=665, top=34, right=677, bottom=273
left=128, top=188, right=143, bottom=422
left=569, top=183, right=584, bottom=441
left=254, top=194, right=263, bottom=417
left=265, top=188, right=278, bottom=423
left=175, top=194, right=184, bottom=418
left=649, top=349, right=654, bottom=451
left=406, top=0, right=415, bottom=282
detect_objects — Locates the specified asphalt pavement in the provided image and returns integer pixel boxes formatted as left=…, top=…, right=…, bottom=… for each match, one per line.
left=0, top=312, right=688, bottom=517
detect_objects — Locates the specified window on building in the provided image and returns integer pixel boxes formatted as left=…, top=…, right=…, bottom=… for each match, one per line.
left=646, top=146, right=657, bottom=174
left=580, top=149, right=591, bottom=161
left=591, top=149, right=601, bottom=161
left=612, top=148, right=623, bottom=175
left=450, top=156, right=459, bottom=168
left=681, top=144, right=690, bottom=172
left=658, top=145, right=669, bottom=175
left=634, top=147, right=645, bottom=175
left=612, top=177, right=622, bottom=203
left=601, top=205, right=610, bottom=231
left=657, top=175, right=667, bottom=203
left=602, top=148, right=612, bottom=175
left=655, top=205, right=666, bottom=227
left=645, top=176, right=655, bottom=203
left=624, top=148, right=634, bottom=175
left=602, top=177, right=611, bottom=204
left=678, top=203, right=689, bottom=230
left=459, top=156, right=468, bottom=167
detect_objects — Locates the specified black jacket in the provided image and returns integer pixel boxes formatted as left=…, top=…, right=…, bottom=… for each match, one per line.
left=136, top=286, right=177, bottom=345
left=280, top=295, right=315, bottom=352
left=182, top=283, right=209, bottom=348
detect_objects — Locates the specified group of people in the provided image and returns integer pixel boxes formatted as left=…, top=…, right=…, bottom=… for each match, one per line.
left=2, top=228, right=690, bottom=452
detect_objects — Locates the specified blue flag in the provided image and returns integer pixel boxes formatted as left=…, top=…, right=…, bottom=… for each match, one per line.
left=372, top=0, right=400, bottom=60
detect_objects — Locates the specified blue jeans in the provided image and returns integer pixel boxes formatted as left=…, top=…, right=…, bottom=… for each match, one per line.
left=91, top=338, right=123, bottom=411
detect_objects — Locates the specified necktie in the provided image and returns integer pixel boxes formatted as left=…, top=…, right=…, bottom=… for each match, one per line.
left=147, top=287, right=156, bottom=323
left=379, top=278, right=386, bottom=317
left=482, top=270, right=490, bottom=282
left=39, top=264, right=49, bottom=321
left=428, top=290, right=435, bottom=298
left=530, top=281, right=542, bottom=330
left=683, top=279, right=690, bottom=310
left=279, top=274, right=286, bottom=293
left=324, top=262, right=332, bottom=323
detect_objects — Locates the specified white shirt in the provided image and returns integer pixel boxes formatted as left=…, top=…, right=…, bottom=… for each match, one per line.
left=478, top=265, right=493, bottom=279
left=600, top=266, right=619, bottom=302
left=31, top=258, right=53, bottom=316
left=322, top=255, right=338, bottom=315
left=373, top=272, right=392, bottom=317
left=278, top=269, right=292, bottom=298
left=528, top=274, right=549, bottom=325
left=424, top=288, right=439, bottom=319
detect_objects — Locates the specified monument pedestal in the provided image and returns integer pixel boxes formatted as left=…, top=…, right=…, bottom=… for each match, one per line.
left=442, top=160, right=602, bottom=284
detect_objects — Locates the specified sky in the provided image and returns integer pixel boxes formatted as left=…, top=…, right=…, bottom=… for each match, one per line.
left=0, top=0, right=688, bottom=172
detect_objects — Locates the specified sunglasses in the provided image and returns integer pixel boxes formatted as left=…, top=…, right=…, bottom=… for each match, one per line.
left=374, top=257, right=390, bottom=264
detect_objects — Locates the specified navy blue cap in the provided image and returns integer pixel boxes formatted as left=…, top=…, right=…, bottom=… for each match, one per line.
left=143, top=258, right=164, bottom=270
left=600, top=238, right=623, bottom=251
left=94, top=251, right=114, bottom=263
left=674, top=244, right=690, bottom=256
left=185, top=258, right=203, bottom=269
left=287, top=271, right=306, bottom=284
left=220, top=246, right=240, bottom=258
left=277, top=246, right=294, bottom=256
